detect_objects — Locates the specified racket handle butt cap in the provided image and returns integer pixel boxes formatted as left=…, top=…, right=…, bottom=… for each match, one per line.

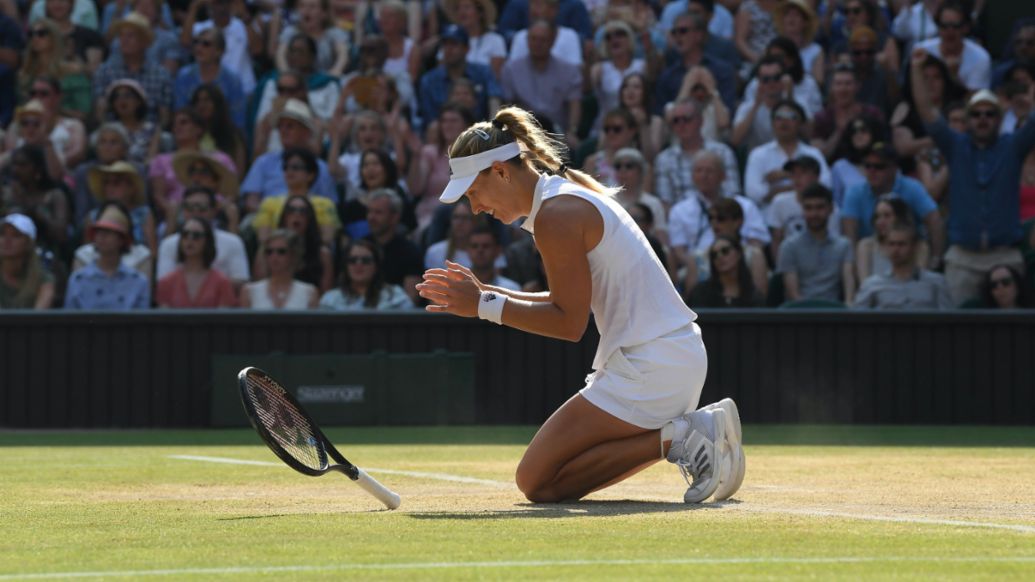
left=355, top=468, right=402, bottom=510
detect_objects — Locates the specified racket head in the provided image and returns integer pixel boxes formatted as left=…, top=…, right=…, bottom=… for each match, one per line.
left=238, top=367, right=330, bottom=476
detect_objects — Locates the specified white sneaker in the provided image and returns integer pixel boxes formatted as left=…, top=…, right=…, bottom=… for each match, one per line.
left=703, top=398, right=745, bottom=501
left=667, top=408, right=727, bottom=503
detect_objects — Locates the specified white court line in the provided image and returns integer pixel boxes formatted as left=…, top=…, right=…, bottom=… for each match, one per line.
left=3, top=556, right=1035, bottom=580
left=169, top=455, right=1035, bottom=534
left=167, top=455, right=513, bottom=488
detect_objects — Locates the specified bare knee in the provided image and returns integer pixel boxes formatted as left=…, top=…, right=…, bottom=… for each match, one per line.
left=515, top=462, right=563, bottom=503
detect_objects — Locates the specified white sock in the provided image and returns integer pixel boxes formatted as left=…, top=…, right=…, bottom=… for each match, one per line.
left=661, top=419, right=690, bottom=459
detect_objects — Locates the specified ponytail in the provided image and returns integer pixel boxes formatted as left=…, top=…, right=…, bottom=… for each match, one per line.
left=449, top=106, right=619, bottom=197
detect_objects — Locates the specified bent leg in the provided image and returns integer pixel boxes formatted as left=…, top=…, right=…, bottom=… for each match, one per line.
left=515, top=394, right=663, bottom=503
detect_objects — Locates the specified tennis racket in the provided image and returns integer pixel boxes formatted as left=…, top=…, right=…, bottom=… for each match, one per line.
left=238, top=366, right=401, bottom=510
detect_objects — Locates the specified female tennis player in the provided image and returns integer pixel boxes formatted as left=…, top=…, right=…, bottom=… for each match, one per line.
left=416, top=107, right=744, bottom=503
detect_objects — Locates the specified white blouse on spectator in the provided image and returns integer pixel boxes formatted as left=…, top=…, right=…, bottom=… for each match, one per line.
left=194, top=18, right=256, bottom=94
left=915, top=37, right=992, bottom=91
left=507, top=26, right=583, bottom=66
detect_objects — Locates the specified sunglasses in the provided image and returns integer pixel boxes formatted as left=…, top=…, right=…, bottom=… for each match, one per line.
left=990, top=277, right=1015, bottom=290
left=969, top=109, right=999, bottom=119
left=284, top=205, right=308, bottom=214
left=265, top=247, right=289, bottom=256
left=181, top=230, right=206, bottom=241
left=347, top=256, right=374, bottom=265
left=193, top=38, right=214, bottom=47
left=671, top=26, right=691, bottom=36
left=284, top=163, right=309, bottom=172
left=938, top=21, right=965, bottom=30
left=189, top=164, right=215, bottom=176
left=29, top=89, right=53, bottom=98
left=864, top=162, right=890, bottom=170
left=759, top=74, right=782, bottom=84
left=29, top=28, right=50, bottom=38
left=710, top=245, right=735, bottom=259
left=614, top=162, right=640, bottom=171
left=603, top=124, right=627, bottom=134
left=182, top=202, right=211, bottom=212
left=671, top=115, right=697, bottom=125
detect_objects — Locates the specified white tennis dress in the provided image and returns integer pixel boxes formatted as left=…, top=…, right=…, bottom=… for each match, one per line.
left=522, top=175, right=708, bottom=428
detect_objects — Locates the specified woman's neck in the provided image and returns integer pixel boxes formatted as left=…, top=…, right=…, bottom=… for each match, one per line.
left=182, top=256, right=206, bottom=272
left=96, top=252, right=121, bottom=273
left=287, top=185, right=309, bottom=197
left=121, top=117, right=142, bottom=131
left=269, top=271, right=294, bottom=285
left=1, top=256, right=25, bottom=280
left=612, top=52, right=631, bottom=69
left=350, top=281, right=368, bottom=297
left=718, top=270, right=739, bottom=290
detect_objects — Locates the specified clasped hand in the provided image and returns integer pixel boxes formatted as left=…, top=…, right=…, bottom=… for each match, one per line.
left=416, top=261, right=484, bottom=317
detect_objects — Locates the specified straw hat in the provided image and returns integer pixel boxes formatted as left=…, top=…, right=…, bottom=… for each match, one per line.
left=108, top=11, right=155, bottom=46
left=273, top=98, right=317, bottom=134
left=88, top=161, right=146, bottom=206
left=172, top=151, right=239, bottom=199
left=104, top=78, right=149, bottom=107
left=87, top=204, right=132, bottom=250
left=15, top=99, right=46, bottom=123
left=778, top=0, right=818, bottom=42
left=444, top=0, right=497, bottom=33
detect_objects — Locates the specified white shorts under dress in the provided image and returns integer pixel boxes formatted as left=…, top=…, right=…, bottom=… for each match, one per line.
left=579, top=322, right=708, bottom=429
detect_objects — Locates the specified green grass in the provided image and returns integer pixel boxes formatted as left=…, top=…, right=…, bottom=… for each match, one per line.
left=2, top=426, right=1034, bottom=580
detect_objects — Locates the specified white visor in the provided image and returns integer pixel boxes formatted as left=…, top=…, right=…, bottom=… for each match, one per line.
left=439, top=142, right=522, bottom=203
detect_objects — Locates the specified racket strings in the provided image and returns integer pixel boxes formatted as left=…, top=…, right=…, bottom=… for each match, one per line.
left=244, top=376, right=325, bottom=471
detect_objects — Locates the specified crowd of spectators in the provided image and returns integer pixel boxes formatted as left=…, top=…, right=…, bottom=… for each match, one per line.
left=0, top=0, right=1033, bottom=311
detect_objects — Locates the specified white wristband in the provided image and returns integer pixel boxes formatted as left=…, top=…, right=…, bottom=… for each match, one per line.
left=477, top=291, right=507, bottom=325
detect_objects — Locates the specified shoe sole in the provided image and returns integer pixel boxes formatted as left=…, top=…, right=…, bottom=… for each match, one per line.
left=683, top=409, right=727, bottom=503
left=707, top=399, right=745, bottom=501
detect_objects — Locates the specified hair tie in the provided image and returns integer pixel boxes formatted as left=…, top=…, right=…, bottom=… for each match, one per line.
left=555, top=164, right=568, bottom=176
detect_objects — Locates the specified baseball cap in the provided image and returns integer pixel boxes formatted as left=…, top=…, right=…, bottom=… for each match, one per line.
left=441, top=24, right=470, bottom=45
left=0, top=214, right=37, bottom=242
left=783, top=155, right=821, bottom=174
left=866, top=141, right=897, bottom=160
left=439, top=141, right=522, bottom=203
left=967, top=89, right=1001, bottom=112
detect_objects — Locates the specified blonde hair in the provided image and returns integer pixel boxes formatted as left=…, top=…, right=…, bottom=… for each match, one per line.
left=449, top=106, right=617, bottom=197
left=20, top=19, right=67, bottom=92
left=0, top=239, right=45, bottom=308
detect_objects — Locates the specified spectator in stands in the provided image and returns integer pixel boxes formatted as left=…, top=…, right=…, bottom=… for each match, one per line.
left=363, top=188, right=423, bottom=302
left=174, top=27, right=245, bottom=130
left=507, top=0, right=585, bottom=68
left=676, top=65, right=731, bottom=145
left=335, top=35, right=411, bottom=118
left=892, top=53, right=966, bottom=160
left=734, top=0, right=780, bottom=73
left=155, top=186, right=250, bottom=287
left=190, top=84, right=248, bottom=178
left=156, top=217, right=237, bottom=308
left=706, top=197, right=769, bottom=299
left=659, top=0, right=737, bottom=44
left=240, top=228, right=319, bottom=309
left=974, top=265, right=1032, bottom=309
left=21, top=76, right=88, bottom=168
left=39, top=0, right=104, bottom=77
left=409, top=103, right=474, bottom=232
left=743, top=99, right=831, bottom=212
left=845, top=25, right=899, bottom=115
left=655, top=98, right=740, bottom=208
left=253, top=34, right=341, bottom=137
left=182, top=0, right=256, bottom=94
left=272, top=0, right=350, bottom=76
left=0, top=99, right=67, bottom=180
left=767, top=155, right=841, bottom=254
left=670, top=151, right=769, bottom=294
left=742, top=37, right=823, bottom=117
left=621, top=73, right=666, bottom=158
left=777, top=0, right=823, bottom=83
left=372, top=0, right=419, bottom=81
left=582, top=108, right=639, bottom=188
left=687, top=235, right=763, bottom=308
left=106, top=0, right=181, bottom=76
left=419, top=24, right=501, bottom=127
left=104, top=79, right=164, bottom=166
left=916, top=2, right=991, bottom=91
left=811, top=65, right=885, bottom=161
left=841, top=142, right=945, bottom=268
left=911, top=49, right=1035, bottom=304
left=0, top=213, right=55, bottom=309
left=93, top=12, right=173, bottom=126
left=171, top=150, right=240, bottom=233
left=830, top=116, right=885, bottom=207
left=892, top=0, right=940, bottom=48
left=150, top=109, right=236, bottom=227
left=328, top=109, right=405, bottom=201
left=853, top=222, right=953, bottom=310
left=497, top=0, right=593, bottom=46
left=1, top=144, right=69, bottom=253
left=64, top=201, right=150, bottom=310
left=424, top=198, right=479, bottom=269
left=253, top=148, right=339, bottom=247
left=855, top=196, right=930, bottom=282
left=444, top=0, right=506, bottom=78
left=657, top=12, right=735, bottom=114
left=501, top=19, right=582, bottom=144
left=71, top=123, right=132, bottom=227
left=613, top=148, right=667, bottom=243
left=830, top=0, right=900, bottom=76
left=993, top=23, right=1035, bottom=89
left=467, top=224, right=521, bottom=291
left=777, top=184, right=855, bottom=304
left=252, top=195, right=334, bottom=294
left=731, top=56, right=787, bottom=150
left=85, top=160, right=156, bottom=254
left=351, top=149, right=414, bottom=231
left=19, top=21, right=91, bottom=120
left=319, top=239, right=413, bottom=310
left=590, top=20, right=645, bottom=132
left=241, top=100, right=337, bottom=214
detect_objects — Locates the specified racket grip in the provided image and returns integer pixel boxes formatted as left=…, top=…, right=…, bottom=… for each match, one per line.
left=355, top=468, right=401, bottom=510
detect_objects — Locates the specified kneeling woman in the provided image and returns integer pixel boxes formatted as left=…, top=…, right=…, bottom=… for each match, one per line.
left=417, top=107, right=745, bottom=503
